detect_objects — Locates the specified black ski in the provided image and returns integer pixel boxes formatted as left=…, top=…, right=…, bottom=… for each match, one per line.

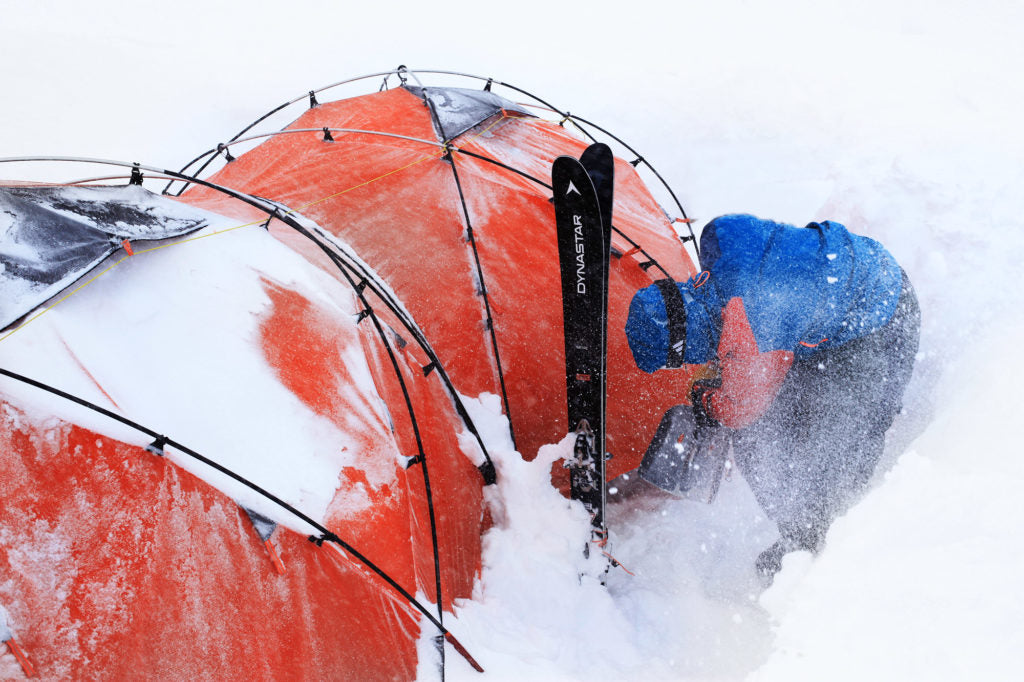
left=579, top=143, right=615, bottom=410
left=578, top=143, right=614, bottom=246
left=552, top=148, right=612, bottom=550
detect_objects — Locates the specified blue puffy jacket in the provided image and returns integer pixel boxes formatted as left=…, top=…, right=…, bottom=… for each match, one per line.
left=625, top=214, right=903, bottom=427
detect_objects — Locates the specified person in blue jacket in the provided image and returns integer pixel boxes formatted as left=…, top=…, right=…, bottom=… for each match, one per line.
left=625, top=214, right=920, bottom=582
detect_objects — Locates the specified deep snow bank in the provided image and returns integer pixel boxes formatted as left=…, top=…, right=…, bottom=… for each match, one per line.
left=752, top=322, right=1024, bottom=681
left=446, top=5, right=1024, bottom=675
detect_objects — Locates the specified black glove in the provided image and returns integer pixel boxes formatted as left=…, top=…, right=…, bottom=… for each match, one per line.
left=690, top=378, right=722, bottom=430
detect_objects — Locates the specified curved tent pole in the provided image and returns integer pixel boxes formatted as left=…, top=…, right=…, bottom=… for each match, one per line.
left=0, top=367, right=484, bottom=673
left=0, top=157, right=490, bottom=673
left=299, top=219, right=500, bottom=487
left=0, top=155, right=495, bottom=483
left=161, top=122, right=442, bottom=195
left=162, top=148, right=222, bottom=195
left=446, top=149, right=517, bottom=451
left=322, top=256, right=500, bottom=486
left=271, top=202, right=450, bottom=636
left=451, top=148, right=676, bottom=281
left=404, top=80, right=519, bottom=452
left=162, top=68, right=695, bottom=251
left=227, top=127, right=444, bottom=150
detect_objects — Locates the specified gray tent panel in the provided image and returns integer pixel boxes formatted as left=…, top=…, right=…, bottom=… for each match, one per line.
left=0, top=185, right=209, bottom=330
left=404, top=85, right=533, bottom=141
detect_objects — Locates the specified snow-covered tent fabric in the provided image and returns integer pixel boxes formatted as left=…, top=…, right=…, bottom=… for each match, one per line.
left=404, top=85, right=532, bottom=140
left=0, top=185, right=207, bottom=329
left=185, top=82, right=701, bottom=483
left=0, top=168, right=488, bottom=679
left=0, top=71, right=702, bottom=679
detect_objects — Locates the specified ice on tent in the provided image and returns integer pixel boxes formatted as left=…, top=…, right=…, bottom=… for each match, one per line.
left=405, top=85, right=533, bottom=141
left=0, top=605, right=11, bottom=642
left=0, top=185, right=209, bottom=329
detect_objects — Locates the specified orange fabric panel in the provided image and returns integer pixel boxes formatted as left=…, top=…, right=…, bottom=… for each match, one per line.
left=454, top=117, right=699, bottom=475
left=0, top=409, right=420, bottom=681
left=179, top=86, right=700, bottom=481
left=355, top=299, right=485, bottom=611
left=258, top=278, right=420, bottom=594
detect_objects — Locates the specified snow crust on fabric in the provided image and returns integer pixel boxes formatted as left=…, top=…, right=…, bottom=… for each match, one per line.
left=184, top=87, right=701, bottom=483
left=0, top=206, right=487, bottom=677
left=404, top=85, right=532, bottom=140
left=0, top=185, right=210, bottom=329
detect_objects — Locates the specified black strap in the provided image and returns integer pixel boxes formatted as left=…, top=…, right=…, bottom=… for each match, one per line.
left=653, top=278, right=688, bottom=368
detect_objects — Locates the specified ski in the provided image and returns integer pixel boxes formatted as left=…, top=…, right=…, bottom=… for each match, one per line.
left=552, top=147, right=612, bottom=555
left=578, top=143, right=614, bottom=249
left=579, top=142, right=615, bottom=417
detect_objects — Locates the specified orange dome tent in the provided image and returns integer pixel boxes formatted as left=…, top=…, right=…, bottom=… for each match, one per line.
left=0, top=67, right=701, bottom=680
left=180, top=68, right=701, bottom=480
left=0, top=174, right=490, bottom=679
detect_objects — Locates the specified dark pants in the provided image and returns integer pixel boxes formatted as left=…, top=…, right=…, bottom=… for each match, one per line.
left=731, top=272, right=920, bottom=552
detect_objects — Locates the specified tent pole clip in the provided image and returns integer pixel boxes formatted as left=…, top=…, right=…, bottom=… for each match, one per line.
left=130, top=163, right=144, bottom=185
left=478, top=460, right=497, bottom=486
left=145, top=436, right=168, bottom=457
left=309, top=90, right=319, bottom=108
left=217, top=143, right=235, bottom=163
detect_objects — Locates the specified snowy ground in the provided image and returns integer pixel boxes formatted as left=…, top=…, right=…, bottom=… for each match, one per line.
left=3, top=1, right=1023, bottom=680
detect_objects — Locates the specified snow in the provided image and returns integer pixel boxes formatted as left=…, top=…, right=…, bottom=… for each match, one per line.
left=753, top=335, right=1024, bottom=679
left=0, top=605, right=11, bottom=642
left=0, top=213, right=377, bottom=534
left=0, top=185, right=209, bottom=329
left=3, top=1, right=1024, bottom=680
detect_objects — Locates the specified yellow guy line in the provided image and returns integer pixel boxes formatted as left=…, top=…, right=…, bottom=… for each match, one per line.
left=0, top=214, right=270, bottom=343
left=293, top=111, right=509, bottom=214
